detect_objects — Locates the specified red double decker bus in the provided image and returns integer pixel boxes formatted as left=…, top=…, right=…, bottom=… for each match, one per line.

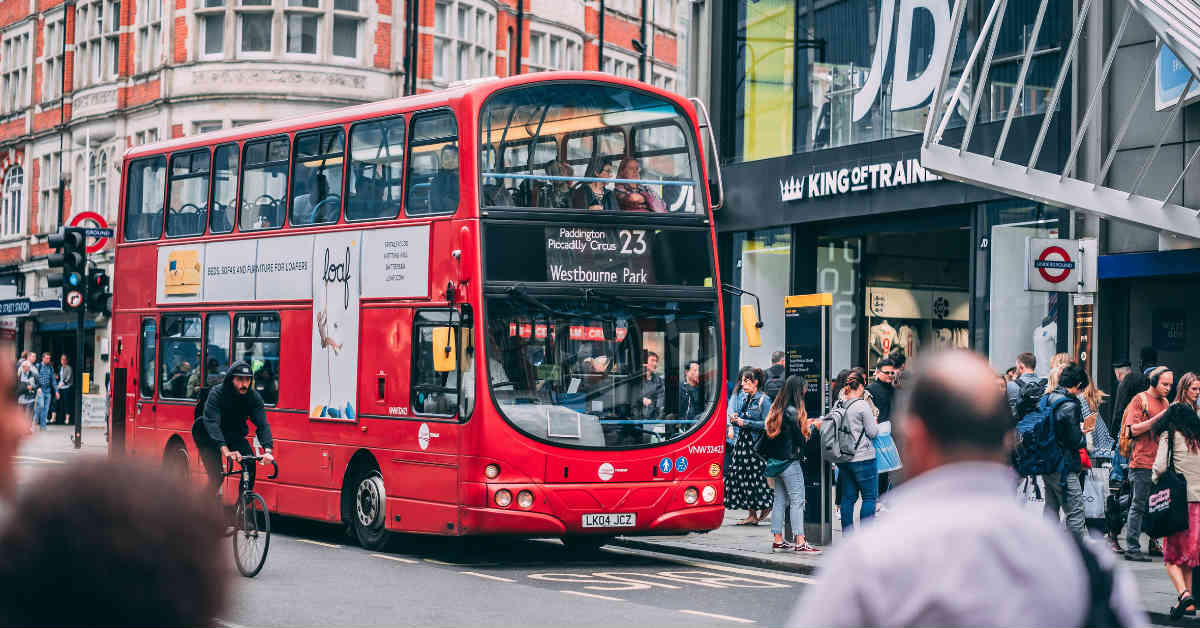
left=111, top=72, right=728, bottom=549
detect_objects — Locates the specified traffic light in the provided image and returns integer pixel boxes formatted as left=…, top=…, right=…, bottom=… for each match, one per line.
left=48, top=228, right=86, bottom=312
left=87, top=267, right=112, bottom=317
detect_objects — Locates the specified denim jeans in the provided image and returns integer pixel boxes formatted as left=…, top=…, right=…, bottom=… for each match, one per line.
left=1043, top=471, right=1086, bottom=537
left=837, top=458, right=878, bottom=533
left=771, top=461, right=805, bottom=536
left=34, top=389, right=51, bottom=429
left=1125, top=467, right=1153, bottom=551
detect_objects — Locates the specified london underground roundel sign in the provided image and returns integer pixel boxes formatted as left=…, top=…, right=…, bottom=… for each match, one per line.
left=69, top=211, right=110, bottom=254
left=1034, top=245, right=1075, bottom=283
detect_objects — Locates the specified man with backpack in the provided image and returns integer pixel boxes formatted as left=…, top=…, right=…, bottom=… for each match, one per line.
left=763, top=351, right=786, bottom=401
left=1040, top=364, right=1089, bottom=537
left=1006, top=352, right=1043, bottom=417
left=1119, top=365, right=1173, bottom=562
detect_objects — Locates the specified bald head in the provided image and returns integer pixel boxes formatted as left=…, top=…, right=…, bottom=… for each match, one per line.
left=898, top=350, right=1012, bottom=459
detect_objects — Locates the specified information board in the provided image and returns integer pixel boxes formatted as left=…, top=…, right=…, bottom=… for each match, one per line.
left=544, top=227, right=655, bottom=285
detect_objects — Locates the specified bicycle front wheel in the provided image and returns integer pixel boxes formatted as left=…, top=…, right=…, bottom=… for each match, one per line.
left=232, top=491, right=271, bottom=577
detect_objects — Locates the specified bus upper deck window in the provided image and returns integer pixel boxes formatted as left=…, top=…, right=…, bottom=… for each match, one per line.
left=406, top=111, right=459, bottom=216
left=347, top=116, right=405, bottom=221
left=240, top=137, right=289, bottom=231
left=166, top=150, right=211, bottom=237
left=124, top=156, right=166, bottom=241
left=290, top=128, right=345, bottom=227
left=209, top=144, right=239, bottom=234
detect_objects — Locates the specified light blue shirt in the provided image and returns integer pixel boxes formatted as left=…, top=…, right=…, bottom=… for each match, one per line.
left=788, top=462, right=1148, bottom=627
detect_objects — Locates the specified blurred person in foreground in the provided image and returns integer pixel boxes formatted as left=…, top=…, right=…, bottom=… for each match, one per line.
left=787, top=349, right=1147, bottom=627
left=0, top=350, right=29, bottom=512
left=0, top=458, right=228, bottom=627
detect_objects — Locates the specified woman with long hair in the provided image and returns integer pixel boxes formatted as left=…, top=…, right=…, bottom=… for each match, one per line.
left=822, top=369, right=879, bottom=533
left=761, top=375, right=821, bottom=554
left=724, top=366, right=774, bottom=525
left=1153, top=373, right=1200, bottom=619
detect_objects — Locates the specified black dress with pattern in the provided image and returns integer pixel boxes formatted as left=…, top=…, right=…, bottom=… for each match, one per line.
left=724, top=394, right=774, bottom=511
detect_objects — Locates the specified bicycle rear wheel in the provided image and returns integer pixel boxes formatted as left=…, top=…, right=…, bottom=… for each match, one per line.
left=232, top=491, right=271, bottom=577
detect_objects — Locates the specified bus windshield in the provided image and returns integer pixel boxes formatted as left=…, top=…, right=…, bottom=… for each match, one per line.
left=485, top=295, right=718, bottom=448
left=479, top=82, right=701, bottom=214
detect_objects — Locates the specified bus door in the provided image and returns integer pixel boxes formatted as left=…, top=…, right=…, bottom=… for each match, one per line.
left=132, top=317, right=158, bottom=452
left=360, top=307, right=465, bottom=533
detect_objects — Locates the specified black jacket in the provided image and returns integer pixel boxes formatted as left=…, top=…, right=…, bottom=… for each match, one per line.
left=1047, top=387, right=1085, bottom=472
left=679, top=382, right=703, bottom=420
left=761, top=406, right=807, bottom=461
left=867, top=380, right=895, bottom=423
left=199, top=361, right=273, bottom=449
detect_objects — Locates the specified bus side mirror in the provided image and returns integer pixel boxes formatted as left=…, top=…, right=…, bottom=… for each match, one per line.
left=741, top=304, right=762, bottom=348
left=433, top=327, right=457, bottom=372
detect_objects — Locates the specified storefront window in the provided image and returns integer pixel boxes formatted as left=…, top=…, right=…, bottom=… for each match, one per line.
left=731, top=0, right=1065, bottom=160
left=985, top=202, right=1063, bottom=377
left=816, top=239, right=860, bottom=378
left=731, top=229, right=791, bottom=371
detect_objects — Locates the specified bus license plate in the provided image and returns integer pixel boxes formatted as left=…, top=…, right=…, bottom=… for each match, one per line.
left=582, top=513, right=636, bottom=528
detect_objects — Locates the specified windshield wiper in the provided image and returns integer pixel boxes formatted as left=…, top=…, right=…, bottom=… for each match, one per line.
left=579, top=288, right=680, bottom=315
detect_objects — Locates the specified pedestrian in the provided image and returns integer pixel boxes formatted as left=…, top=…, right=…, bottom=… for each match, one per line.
left=0, top=347, right=30, bottom=513
left=786, top=350, right=1148, bottom=627
left=868, top=359, right=897, bottom=498
left=1114, top=348, right=1158, bottom=432
left=1041, top=363, right=1088, bottom=537
left=824, top=368, right=878, bottom=534
left=724, top=365, right=773, bottom=525
left=762, top=375, right=821, bottom=554
left=33, top=352, right=57, bottom=432
left=1079, top=376, right=1118, bottom=549
left=763, top=351, right=786, bottom=401
left=17, top=360, right=37, bottom=430
left=55, top=354, right=72, bottom=426
left=1152, top=373, right=1200, bottom=619
left=1121, top=365, right=1174, bottom=561
left=1005, top=366, right=1018, bottom=382
left=0, top=458, right=229, bottom=627
left=1006, top=352, right=1042, bottom=416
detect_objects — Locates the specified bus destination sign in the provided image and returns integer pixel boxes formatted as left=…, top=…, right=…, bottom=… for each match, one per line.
left=544, top=227, right=654, bottom=285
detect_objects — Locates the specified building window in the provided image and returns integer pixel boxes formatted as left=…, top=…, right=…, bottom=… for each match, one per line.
left=2, top=167, right=24, bottom=238
left=87, top=151, right=109, bottom=217
left=203, top=12, right=225, bottom=56
left=38, top=154, right=61, bottom=233
left=285, top=0, right=320, bottom=55
left=194, top=121, right=223, bottom=135
left=75, top=0, right=120, bottom=85
left=432, top=0, right=495, bottom=83
left=602, top=49, right=637, bottom=80
left=203, top=0, right=364, bottom=60
left=1, top=30, right=31, bottom=115
left=135, top=0, right=163, bottom=73
left=42, top=19, right=65, bottom=101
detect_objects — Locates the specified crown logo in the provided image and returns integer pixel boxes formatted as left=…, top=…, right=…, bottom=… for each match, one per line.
left=779, top=176, right=805, bottom=202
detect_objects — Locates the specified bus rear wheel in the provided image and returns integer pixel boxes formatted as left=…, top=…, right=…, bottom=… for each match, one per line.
left=350, top=468, right=390, bottom=550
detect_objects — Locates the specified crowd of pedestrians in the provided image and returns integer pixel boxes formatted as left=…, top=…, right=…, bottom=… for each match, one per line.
left=13, top=350, right=73, bottom=432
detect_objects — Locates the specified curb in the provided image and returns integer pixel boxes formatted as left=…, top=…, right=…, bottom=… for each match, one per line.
left=611, top=538, right=819, bottom=576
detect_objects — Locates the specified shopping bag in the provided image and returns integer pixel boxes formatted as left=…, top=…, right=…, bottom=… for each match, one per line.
left=872, top=433, right=902, bottom=473
left=1083, top=466, right=1109, bottom=520
left=1147, top=430, right=1190, bottom=539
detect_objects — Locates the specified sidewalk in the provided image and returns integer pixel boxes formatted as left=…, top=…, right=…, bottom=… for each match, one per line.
left=15, top=424, right=108, bottom=488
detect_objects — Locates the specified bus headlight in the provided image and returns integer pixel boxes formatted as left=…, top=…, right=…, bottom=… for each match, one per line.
left=684, top=487, right=699, bottom=504
left=485, top=464, right=501, bottom=479
left=517, top=490, right=534, bottom=508
left=702, top=485, right=716, bottom=503
left=495, top=489, right=513, bottom=507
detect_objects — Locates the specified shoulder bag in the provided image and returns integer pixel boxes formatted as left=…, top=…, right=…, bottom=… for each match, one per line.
left=1146, top=429, right=1189, bottom=539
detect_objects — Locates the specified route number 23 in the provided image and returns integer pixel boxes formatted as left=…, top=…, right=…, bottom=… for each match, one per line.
left=619, top=230, right=647, bottom=255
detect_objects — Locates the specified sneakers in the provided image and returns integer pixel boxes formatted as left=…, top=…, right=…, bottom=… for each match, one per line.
left=771, top=541, right=794, bottom=553
left=1124, top=550, right=1153, bottom=562
left=795, top=542, right=822, bottom=555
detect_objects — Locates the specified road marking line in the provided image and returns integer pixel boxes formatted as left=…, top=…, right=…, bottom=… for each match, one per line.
left=607, top=548, right=814, bottom=583
left=296, top=539, right=343, bottom=549
left=215, top=618, right=253, bottom=628
left=371, top=553, right=419, bottom=564
left=424, top=558, right=459, bottom=566
left=14, top=455, right=64, bottom=464
left=460, top=571, right=516, bottom=583
left=679, top=610, right=756, bottom=624
left=560, top=590, right=626, bottom=602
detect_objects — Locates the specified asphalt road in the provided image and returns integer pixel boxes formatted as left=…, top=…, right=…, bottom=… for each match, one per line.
left=220, top=517, right=808, bottom=627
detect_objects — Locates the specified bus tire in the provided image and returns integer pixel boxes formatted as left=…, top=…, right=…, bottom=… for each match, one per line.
left=162, top=439, right=189, bottom=480
left=562, top=535, right=611, bottom=554
left=350, top=467, right=390, bottom=550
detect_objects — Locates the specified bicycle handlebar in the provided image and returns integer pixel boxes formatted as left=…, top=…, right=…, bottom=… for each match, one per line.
left=224, top=455, right=279, bottom=480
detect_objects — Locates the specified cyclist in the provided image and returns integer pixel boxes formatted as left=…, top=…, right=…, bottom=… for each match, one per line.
left=192, top=361, right=275, bottom=494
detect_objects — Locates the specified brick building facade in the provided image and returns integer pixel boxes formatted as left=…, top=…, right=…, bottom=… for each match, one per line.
left=0, top=0, right=685, bottom=392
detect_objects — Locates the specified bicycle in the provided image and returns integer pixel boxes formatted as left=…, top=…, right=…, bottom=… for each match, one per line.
left=223, top=454, right=279, bottom=578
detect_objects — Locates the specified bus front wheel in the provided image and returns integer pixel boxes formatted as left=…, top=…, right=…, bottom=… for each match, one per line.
left=350, top=468, right=390, bottom=550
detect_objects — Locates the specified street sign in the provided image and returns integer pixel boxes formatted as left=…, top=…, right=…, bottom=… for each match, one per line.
left=65, top=290, right=83, bottom=309
left=1025, top=238, right=1098, bottom=293
left=0, top=298, right=31, bottom=316
left=69, top=211, right=111, bottom=253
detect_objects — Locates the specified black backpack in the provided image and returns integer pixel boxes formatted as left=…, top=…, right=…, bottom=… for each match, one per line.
left=193, top=386, right=212, bottom=421
left=1014, top=377, right=1048, bottom=420
left=764, top=371, right=785, bottom=401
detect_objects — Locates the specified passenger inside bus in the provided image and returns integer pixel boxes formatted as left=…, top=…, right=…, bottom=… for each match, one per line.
left=165, top=361, right=192, bottom=399
left=292, top=172, right=337, bottom=225
left=613, top=158, right=666, bottom=212
left=571, top=158, right=618, bottom=211
left=429, top=145, right=460, bottom=213
left=538, top=160, right=573, bottom=209
left=253, top=361, right=279, bottom=406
